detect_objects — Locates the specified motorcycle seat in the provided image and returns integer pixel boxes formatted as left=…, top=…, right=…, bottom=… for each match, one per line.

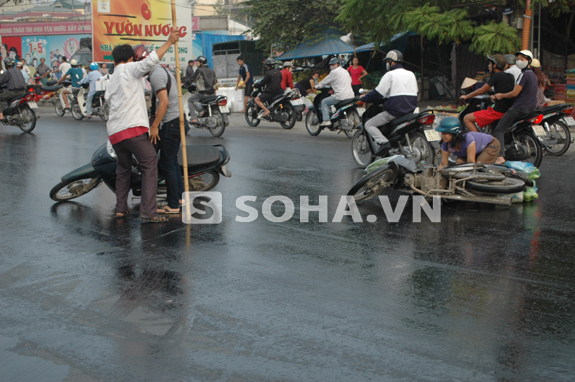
left=201, top=95, right=219, bottom=103
left=177, top=145, right=222, bottom=172
left=335, top=98, right=355, bottom=109
left=41, top=85, right=62, bottom=92
left=10, top=94, right=28, bottom=102
left=390, top=113, right=418, bottom=126
left=537, top=104, right=568, bottom=114
left=272, top=93, right=285, bottom=101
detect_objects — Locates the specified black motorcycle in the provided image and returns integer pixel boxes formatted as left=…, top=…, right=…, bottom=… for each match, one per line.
left=244, top=82, right=297, bottom=129
left=0, top=84, right=39, bottom=133
left=535, top=103, right=573, bottom=156
left=351, top=98, right=438, bottom=167
left=186, top=83, right=229, bottom=138
left=305, top=87, right=361, bottom=138
left=50, top=142, right=231, bottom=202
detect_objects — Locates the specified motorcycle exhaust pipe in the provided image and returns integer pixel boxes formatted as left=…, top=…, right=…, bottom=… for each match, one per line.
left=441, top=194, right=513, bottom=206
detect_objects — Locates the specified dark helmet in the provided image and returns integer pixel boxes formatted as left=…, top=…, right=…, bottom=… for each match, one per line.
left=3, top=57, right=15, bottom=68
left=133, top=44, right=150, bottom=62
left=384, top=50, right=403, bottom=63
left=435, top=116, right=462, bottom=134
left=487, top=54, right=507, bottom=71
left=329, top=57, right=339, bottom=65
left=264, top=58, right=275, bottom=66
left=196, top=56, right=207, bottom=65
left=504, top=54, right=516, bottom=65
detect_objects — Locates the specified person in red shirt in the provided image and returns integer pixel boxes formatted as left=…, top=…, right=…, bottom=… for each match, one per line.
left=281, top=61, right=294, bottom=90
left=347, top=57, right=368, bottom=95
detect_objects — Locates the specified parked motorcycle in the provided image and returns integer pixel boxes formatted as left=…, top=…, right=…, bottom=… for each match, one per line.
left=351, top=98, right=438, bottom=167
left=245, top=83, right=297, bottom=129
left=72, top=84, right=109, bottom=121
left=186, top=83, right=229, bottom=137
left=50, top=141, right=232, bottom=202
left=348, top=155, right=532, bottom=206
left=535, top=103, right=573, bottom=156
left=305, top=88, right=362, bottom=138
left=0, top=85, right=39, bottom=133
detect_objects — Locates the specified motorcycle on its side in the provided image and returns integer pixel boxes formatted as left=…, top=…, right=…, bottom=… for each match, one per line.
left=245, top=82, right=298, bottom=129
left=0, top=84, right=39, bottom=133
left=50, top=141, right=232, bottom=202
left=305, top=87, right=362, bottom=138
left=72, top=84, right=109, bottom=121
left=348, top=155, right=532, bottom=206
left=186, top=83, right=229, bottom=137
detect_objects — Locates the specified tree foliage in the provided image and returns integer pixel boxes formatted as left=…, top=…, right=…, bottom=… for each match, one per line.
left=470, top=21, right=522, bottom=55
left=243, top=0, right=345, bottom=52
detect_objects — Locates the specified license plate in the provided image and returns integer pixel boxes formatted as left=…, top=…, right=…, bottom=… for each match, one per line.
left=424, top=129, right=441, bottom=141
left=28, top=101, right=38, bottom=109
left=291, top=99, right=303, bottom=106
left=564, top=116, right=575, bottom=126
left=219, top=105, right=229, bottom=113
left=532, top=124, right=546, bottom=136
left=357, top=107, right=365, bottom=116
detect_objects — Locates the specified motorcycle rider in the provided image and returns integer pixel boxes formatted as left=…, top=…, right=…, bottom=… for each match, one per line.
left=184, top=56, right=217, bottom=125
left=0, top=58, right=27, bottom=122
left=315, top=57, right=354, bottom=127
left=460, top=54, right=515, bottom=132
left=504, top=54, right=522, bottom=83
left=360, top=50, right=418, bottom=157
left=436, top=117, right=501, bottom=170
left=57, top=59, right=83, bottom=110
left=280, top=61, right=294, bottom=90
left=254, top=58, right=283, bottom=118
left=492, top=50, right=538, bottom=164
left=78, top=62, right=103, bottom=119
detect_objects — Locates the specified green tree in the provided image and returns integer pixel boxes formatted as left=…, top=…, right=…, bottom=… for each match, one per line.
left=470, top=21, right=522, bottom=55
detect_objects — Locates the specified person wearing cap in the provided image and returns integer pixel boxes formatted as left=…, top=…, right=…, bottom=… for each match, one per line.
left=254, top=58, right=283, bottom=118
left=16, top=61, right=30, bottom=84
left=235, top=55, right=253, bottom=113
left=104, top=31, right=179, bottom=223
left=315, top=57, right=354, bottom=127
left=280, top=61, right=294, bottom=91
left=531, top=59, right=548, bottom=109
left=504, top=54, right=521, bottom=83
left=460, top=54, right=515, bottom=132
left=359, top=50, right=418, bottom=157
left=58, top=59, right=84, bottom=110
left=78, top=62, right=103, bottom=118
left=436, top=117, right=501, bottom=170
left=0, top=58, right=27, bottom=121
left=184, top=55, right=217, bottom=124
left=492, top=50, right=538, bottom=164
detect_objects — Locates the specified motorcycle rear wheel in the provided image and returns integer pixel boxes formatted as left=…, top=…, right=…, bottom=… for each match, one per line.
left=351, top=130, right=373, bottom=167
left=245, top=104, right=260, bottom=127
left=18, top=105, right=37, bottom=133
left=50, top=176, right=102, bottom=201
left=348, top=165, right=398, bottom=203
left=408, top=131, right=435, bottom=166
left=543, top=120, right=570, bottom=156
left=55, top=100, right=65, bottom=117
left=100, top=103, right=109, bottom=122
left=188, top=170, right=220, bottom=192
left=208, top=109, right=226, bottom=137
left=344, top=110, right=360, bottom=139
left=71, top=102, right=84, bottom=120
left=305, top=110, right=321, bottom=136
left=466, top=177, right=526, bottom=194
left=514, top=130, right=543, bottom=168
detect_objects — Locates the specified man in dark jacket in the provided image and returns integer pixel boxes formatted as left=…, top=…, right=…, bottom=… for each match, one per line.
left=0, top=58, right=27, bottom=121
left=254, top=58, right=283, bottom=118
left=185, top=55, right=217, bottom=124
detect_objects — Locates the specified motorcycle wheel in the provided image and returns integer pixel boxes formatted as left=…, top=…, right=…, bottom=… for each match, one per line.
left=305, top=110, right=321, bottom=136
left=408, top=131, right=436, bottom=166
left=208, top=109, right=226, bottom=137
left=18, top=105, right=37, bottom=133
left=514, top=130, right=543, bottom=168
left=466, top=177, right=526, bottom=194
left=344, top=110, right=361, bottom=139
left=280, top=103, right=296, bottom=129
left=347, top=165, right=398, bottom=203
left=71, top=102, right=84, bottom=120
left=55, top=100, right=65, bottom=117
left=100, top=103, right=109, bottom=122
left=351, top=130, right=373, bottom=167
left=245, top=104, right=260, bottom=127
left=188, top=170, right=220, bottom=192
left=543, top=120, right=571, bottom=156
left=49, top=176, right=102, bottom=201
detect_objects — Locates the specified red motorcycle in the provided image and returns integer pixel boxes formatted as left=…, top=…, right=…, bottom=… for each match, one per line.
left=31, top=75, right=62, bottom=104
left=0, top=84, right=39, bottom=133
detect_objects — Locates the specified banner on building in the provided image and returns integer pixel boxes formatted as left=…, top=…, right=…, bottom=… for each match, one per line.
left=543, top=50, right=575, bottom=81
left=91, top=0, right=194, bottom=66
left=0, top=21, right=91, bottom=37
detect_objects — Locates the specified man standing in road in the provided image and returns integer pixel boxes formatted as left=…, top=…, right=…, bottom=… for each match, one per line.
left=315, top=57, right=354, bottom=127
left=36, top=58, right=52, bottom=86
left=235, top=55, right=253, bottom=113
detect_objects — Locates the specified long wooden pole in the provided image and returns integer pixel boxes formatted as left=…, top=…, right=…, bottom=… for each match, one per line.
left=170, top=0, right=190, bottom=218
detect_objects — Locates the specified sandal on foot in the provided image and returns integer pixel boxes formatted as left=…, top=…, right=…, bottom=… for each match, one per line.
left=157, top=206, right=180, bottom=214
left=115, top=211, right=129, bottom=218
left=140, top=215, right=168, bottom=224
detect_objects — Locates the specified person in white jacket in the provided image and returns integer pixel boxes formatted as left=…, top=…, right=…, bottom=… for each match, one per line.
left=315, top=57, right=355, bottom=126
left=361, top=50, right=418, bottom=157
left=105, top=30, right=179, bottom=223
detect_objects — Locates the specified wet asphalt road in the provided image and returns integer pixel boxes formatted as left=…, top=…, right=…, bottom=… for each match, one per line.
left=1, top=107, right=575, bottom=382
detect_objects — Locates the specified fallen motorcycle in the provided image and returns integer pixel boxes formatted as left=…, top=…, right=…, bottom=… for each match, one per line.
left=50, top=141, right=231, bottom=202
left=348, top=155, right=532, bottom=206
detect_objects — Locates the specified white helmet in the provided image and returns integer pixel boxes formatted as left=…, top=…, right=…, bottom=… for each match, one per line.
left=515, top=50, right=533, bottom=62
left=70, top=59, right=78, bottom=66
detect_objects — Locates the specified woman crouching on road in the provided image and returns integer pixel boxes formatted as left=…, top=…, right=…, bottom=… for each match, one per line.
left=436, top=117, right=501, bottom=170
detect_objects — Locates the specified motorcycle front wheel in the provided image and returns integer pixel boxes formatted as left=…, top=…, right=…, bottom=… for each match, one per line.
left=55, top=100, right=65, bottom=117
left=351, top=130, right=373, bottom=167
left=543, top=120, right=571, bottom=156
left=49, top=176, right=102, bottom=201
left=305, top=109, right=321, bottom=136
left=208, top=109, right=226, bottom=137
left=71, top=102, right=84, bottom=120
left=347, top=165, right=398, bottom=203
left=18, top=105, right=37, bottom=133
left=279, top=103, right=296, bottom=129
left=515, top=130, right=543, bottom=168
left=245, top=104, right=260, bottom=127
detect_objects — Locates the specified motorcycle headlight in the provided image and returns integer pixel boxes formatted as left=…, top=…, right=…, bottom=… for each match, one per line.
left=106, top=140, right=117, bottom=160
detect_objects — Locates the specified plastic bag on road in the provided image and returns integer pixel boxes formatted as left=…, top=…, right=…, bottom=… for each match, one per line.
left=523, top=180, right=539, bottom=202
left=366, top=155, right=403, bottom=173
left=505, top=161, right=541, bottom=179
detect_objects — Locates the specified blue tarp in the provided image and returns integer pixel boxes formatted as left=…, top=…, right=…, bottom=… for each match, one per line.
left=277, top=37, right=354, bottom=60
left=354, top=32, right=416, bottom=54
left=196, top=33, right=245, bottom=68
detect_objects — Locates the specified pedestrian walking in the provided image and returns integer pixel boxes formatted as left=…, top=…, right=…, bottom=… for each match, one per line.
left=235, top=55, right=253, bottom=113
